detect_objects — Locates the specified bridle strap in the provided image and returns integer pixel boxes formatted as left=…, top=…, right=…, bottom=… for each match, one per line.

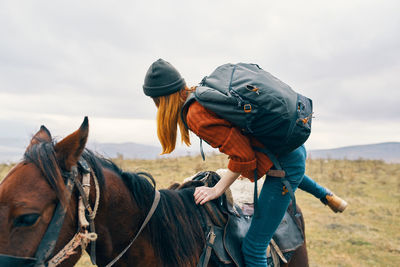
left=105, top=190, right=161, bottom=267
left=47, top=159, right=100, bottom=267
left=34, top=166, right=77, bottom=266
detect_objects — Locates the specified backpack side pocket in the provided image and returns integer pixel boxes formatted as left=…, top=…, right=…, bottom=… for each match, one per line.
left=285, top=94, right=313, bottom=154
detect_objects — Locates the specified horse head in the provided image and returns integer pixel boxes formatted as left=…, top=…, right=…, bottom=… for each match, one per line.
left=0, top=117, right=89, bottom=266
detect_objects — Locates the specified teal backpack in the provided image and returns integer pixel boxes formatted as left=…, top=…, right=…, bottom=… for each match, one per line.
left=182, top=63, right=313, bottom=215
left=183, top=62, right=313, bottom=156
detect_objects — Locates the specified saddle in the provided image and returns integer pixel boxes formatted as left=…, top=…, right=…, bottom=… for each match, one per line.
left=189, top=171, right=305, bottom=267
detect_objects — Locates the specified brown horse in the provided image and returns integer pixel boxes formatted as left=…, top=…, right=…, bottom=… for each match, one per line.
left=0, top=118, right=308, bottom=267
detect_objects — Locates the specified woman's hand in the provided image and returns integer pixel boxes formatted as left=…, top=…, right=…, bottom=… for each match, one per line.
left=194, top=169, right=240, bottom=205
left=194, top=186, right=220, bottom=205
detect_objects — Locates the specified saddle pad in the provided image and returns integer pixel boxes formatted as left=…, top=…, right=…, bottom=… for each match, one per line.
left=212, top=226, right=234, bottom=265
left=272, top=210, right=304, bottom=253
left=222, top=212, right=252, bottom=267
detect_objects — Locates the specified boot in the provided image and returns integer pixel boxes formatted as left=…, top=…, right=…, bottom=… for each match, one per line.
left=321, top=192, right=348, bottom=213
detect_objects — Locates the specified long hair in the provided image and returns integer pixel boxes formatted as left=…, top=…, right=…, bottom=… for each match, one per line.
left=153, top=88, right=191, bottom=154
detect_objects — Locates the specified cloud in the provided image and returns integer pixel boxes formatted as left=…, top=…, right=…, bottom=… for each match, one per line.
left=0, top=0, right=399, bottom=150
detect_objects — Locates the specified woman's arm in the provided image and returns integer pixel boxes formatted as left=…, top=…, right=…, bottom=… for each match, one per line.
left=194, top=169, right=240, bottom=205
left=186, top=102, right=257, bottom=204
left=186, top=102, right=257, bottom=173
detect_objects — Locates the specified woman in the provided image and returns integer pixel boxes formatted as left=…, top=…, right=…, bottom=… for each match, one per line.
left=142, top=59, right=347, bottom=266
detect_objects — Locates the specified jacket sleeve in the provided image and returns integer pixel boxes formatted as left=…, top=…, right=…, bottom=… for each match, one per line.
left=186, top=102, right=258, bottom=174
left=240, top=140, right=274, bottom=181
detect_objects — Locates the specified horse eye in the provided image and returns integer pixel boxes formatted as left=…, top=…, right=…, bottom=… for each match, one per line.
left=14, top=213, right=40, bottom=227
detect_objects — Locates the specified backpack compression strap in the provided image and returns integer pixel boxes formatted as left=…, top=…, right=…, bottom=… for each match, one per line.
left=253, top=147, right=299, bottom=217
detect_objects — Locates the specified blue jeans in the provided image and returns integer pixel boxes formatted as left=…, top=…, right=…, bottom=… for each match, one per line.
left=242, top=145, right=307, bottom=266
left=299, top=174, right=328, bottom=199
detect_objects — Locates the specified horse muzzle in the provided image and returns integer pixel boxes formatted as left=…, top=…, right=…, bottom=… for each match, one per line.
left=0, top=254, right=38, bottom=267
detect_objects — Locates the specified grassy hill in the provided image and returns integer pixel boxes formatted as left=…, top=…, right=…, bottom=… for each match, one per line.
left=1, top=155, right=399, bottom=266
left=309, top=142, right=400, bottom=163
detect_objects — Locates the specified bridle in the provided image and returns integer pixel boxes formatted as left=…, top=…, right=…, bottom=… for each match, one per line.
left=46, top=159, right=100, bottom=266
left=0, top=158, right=160, bottom=267
left=0, top=159, right=99, bottom=267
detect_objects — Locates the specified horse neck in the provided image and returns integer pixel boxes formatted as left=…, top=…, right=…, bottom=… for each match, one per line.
left=94, top=168, right=205, bottom=266
left=92, top=168, right=158, bottom=266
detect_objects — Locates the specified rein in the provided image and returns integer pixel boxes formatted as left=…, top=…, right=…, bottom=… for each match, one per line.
left=105, top=189, right=161, bottom=267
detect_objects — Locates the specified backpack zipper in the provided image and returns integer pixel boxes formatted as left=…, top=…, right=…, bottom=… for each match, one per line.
left=230, top=90, right=244, bottom=107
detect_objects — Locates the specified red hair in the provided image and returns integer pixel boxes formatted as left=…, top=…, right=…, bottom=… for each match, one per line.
left=153, top=88, right=191, bottom=154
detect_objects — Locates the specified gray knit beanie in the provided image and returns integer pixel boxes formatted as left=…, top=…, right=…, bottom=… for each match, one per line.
left=143, top=59, right=186, bottom=97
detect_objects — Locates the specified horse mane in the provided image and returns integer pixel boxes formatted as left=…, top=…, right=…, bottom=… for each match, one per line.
left=24, top=141, right=204, bottom=267
left=88, top=152, right=205, bottom=266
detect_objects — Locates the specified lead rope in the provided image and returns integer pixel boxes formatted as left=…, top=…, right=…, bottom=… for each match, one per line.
left=77, top=169, right=99, bottom=264
left=48, top=232, right=97, bottom=267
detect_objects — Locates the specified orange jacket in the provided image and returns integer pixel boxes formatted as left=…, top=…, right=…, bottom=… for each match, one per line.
left=186, top=101, right=273, bottom=180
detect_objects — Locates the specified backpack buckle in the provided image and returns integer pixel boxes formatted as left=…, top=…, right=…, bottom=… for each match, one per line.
left=244, top=104, right=252, bottom=113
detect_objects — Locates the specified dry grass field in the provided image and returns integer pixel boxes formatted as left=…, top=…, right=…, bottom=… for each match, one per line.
left=1, top=154, right=399, bottom=266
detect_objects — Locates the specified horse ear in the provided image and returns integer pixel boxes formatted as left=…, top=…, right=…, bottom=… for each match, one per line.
left=26, top=125, right=52, bottom=152
left=55, top=117, right=89, bottom=171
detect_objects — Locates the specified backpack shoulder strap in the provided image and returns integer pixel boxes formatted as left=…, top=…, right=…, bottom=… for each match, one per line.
left=180, top=92, right=197, bottom=130
left=180, top=92, right=207, bottom=161
left=253, top=147, right=299, bottom=217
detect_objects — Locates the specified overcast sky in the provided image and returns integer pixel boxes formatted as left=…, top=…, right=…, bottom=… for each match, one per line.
left=0, top=0, right=399, bottom=154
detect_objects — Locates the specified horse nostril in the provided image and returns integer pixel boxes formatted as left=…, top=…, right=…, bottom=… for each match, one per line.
left=13, top=214, right=40, bottom=227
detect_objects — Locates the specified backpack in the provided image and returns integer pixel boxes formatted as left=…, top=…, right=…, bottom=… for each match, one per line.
left=183, top=63, right=313, bottom=156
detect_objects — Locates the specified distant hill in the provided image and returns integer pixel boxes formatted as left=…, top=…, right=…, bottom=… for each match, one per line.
left=87, top=141, right=212, bottom=159
left=0, top=139, right=205, bottom=163
left=0, top=138, right=28, bottom=163
left=0, top=139, right=167, bottom=163
left=1, top=139, right=399, bottom=163
left=88, top=142, right=162, bottom=159
left=308, top=142, right=400, bottom=163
